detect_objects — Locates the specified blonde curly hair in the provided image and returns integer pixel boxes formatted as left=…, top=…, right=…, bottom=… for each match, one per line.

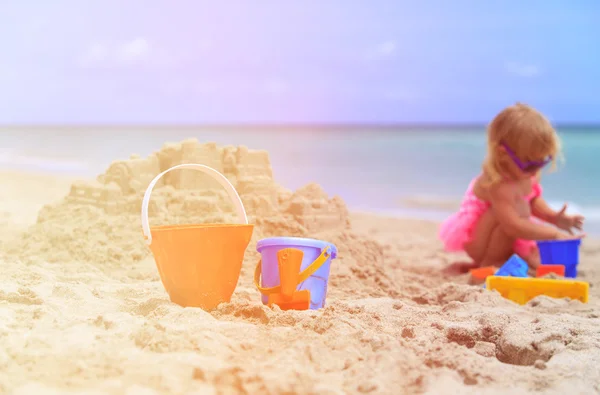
left=482, top=102, right=561, bottom=185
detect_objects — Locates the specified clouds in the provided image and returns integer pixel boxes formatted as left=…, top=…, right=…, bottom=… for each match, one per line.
left=118, top=38, right=151, bottom=63
left=1, top=0, right=599, bottom=124
left=77, top=38, right=152, bottom=68
left=376, top=41, right=396, bottom=56
left=505, top=61, right=540, bottom=77
left=365, top=40, right=397, bottom=60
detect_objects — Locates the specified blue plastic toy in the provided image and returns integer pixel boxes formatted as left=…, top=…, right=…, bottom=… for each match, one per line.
left=494, top=254, right=529, bottom=278
left=537, top=239, right=581, bottom=278
left=482, top=254, right=529, bottom=289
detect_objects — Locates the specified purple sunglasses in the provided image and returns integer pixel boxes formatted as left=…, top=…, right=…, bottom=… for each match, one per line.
left=501, top=142, right=552, bottom=172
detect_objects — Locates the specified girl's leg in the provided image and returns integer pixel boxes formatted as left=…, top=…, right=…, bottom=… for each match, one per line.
left=524, top=248, right=541, bottom=276
left=478, top=224, right=515, bottom=267
left=464, top=210, right=515, bottom=267
left=463, top=210, right=495, bottom=263
left=514, top=240, right=541, bottom=275
left=466, top=210, right=541, bottom=271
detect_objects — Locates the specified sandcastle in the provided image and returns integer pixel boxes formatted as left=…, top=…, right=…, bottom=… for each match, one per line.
left=12, top=139, right=351, bottom=264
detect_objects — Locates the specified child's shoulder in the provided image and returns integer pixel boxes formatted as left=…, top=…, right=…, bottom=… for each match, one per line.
left=495, top=177, right=540, bottom=200
left=474, top=173, right=514, bottom=189
left=474, top=174, right=519, bottom=199
left=474, top=173, right=542, bottom=202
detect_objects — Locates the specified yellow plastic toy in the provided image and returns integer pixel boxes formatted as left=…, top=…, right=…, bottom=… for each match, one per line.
left=486, top=276, right=589, bottom=305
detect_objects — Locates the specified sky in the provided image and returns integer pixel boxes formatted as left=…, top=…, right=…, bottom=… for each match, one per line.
left=0, top=0, right=598, bottom=125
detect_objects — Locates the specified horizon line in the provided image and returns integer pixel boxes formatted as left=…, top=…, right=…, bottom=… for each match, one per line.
left=1, top=122, right=599, bottom=130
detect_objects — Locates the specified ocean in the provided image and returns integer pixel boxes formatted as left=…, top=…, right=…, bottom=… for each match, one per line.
left=1, top=126, right=599, bottom=234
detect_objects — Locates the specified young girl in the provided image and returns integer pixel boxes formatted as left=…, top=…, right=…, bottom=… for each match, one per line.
left=439, top=103, right=585, bottom=269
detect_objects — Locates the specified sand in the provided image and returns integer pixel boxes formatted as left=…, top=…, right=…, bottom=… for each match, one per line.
left=1, top=139, right=600, bottom=395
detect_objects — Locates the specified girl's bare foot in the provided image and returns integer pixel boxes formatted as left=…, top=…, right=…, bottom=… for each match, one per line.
left=522, top=248, right=541, bottom=276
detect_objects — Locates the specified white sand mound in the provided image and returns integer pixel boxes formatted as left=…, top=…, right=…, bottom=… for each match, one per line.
left=8, top=138, right=350, bottom=266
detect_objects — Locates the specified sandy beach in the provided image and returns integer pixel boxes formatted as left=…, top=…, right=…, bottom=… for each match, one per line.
left=1, top=139, right=600, bottom=395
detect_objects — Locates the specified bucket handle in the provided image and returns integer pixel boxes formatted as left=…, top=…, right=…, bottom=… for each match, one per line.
left=141, top=163, right=248, bottom=245
left=254, top=246, right=332, bottom=295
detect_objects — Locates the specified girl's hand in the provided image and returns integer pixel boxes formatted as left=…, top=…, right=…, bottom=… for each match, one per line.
left=555, top=203, right=585, bottom=234
left=555, top=230, right=586, bottom=241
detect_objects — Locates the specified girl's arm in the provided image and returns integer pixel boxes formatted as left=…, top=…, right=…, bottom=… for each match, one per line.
left=531, top=196, right=558, bottom=225
left=490, top=183, right=559, bottom=240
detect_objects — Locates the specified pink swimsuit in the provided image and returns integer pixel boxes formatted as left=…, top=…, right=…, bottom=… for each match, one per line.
left=438, top=176, right=542, bottom=258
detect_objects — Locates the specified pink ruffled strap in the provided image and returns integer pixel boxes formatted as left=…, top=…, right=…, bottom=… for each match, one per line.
left=526, top=181, right=543, bottom=202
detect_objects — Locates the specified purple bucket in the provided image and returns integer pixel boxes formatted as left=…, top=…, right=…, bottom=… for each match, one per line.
left=256, top=237, right=338, bottom=309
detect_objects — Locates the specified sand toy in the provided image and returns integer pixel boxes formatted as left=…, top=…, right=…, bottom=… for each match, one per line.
left=470, top=266, right=497, bottom=283
left=254, top=237, right=337, bottom=310
left=141, top=164, right=254, bottom=310
left=495, top=254, right=529, bottom=278
left=537, top=239, right=581, bottom=278
left=486, top=276, right=589, bottom=305
left=536, top=265, right=565, bottom=277
left=481, top=255, right=528, bottom=289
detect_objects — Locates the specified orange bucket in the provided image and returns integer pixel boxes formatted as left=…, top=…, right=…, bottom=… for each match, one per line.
left=141, top=164, right=254, bottom=310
